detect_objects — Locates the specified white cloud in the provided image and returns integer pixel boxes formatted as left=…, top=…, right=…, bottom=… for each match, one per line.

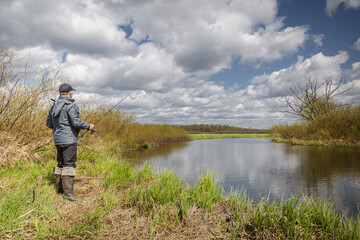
left=349, top=62, right=360, bottom=79
left=2, top=0, right=309, bottom=94
left=121, top=52, right=352, bottom=128
left=0, top=0, right=136, bottom=56
left=1, top=0, right=308, bottom=79
left=16, top=45, right=63, bottom=69
left=312, top=34, right=324, bottom=47
left=325, top=0, right=360, bottom=16
left=249, top=51, right=349, bottom=98
left=65, top=43, right=187, bottom=93
left=8, top=48, right=356, bottom=129
left=2, top=0, right=358, bottom=128
left=354, top=38, right=360, bottom=51
left=343, top=80, right=360, bottom=105
left=122, top=0, right=308, bottom=75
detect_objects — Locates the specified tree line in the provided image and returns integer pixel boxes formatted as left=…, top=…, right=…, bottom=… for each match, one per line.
left=175, top=124, right=268, bottom=134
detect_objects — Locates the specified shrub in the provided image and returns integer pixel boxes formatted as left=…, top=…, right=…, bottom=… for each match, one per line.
left=271, top=105, right=360, bottom=144
left=0, top=46, right=59, bottom=165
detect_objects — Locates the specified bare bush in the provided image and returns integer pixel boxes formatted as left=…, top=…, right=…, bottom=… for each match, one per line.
left=0, top=46, right=60, bottom=129
left=0, top=45, right=60, bottom=164
left=273, top=76, right=360, bottom=144
left=279, top=76, right=351, bottom=121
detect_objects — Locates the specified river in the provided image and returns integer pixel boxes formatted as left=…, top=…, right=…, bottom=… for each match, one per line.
left=126, top=138, right=360, bottom=216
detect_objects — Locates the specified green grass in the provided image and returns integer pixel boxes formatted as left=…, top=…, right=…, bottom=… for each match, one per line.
left=272, top=137, right=360, bottom=147
left=1, top=146, right=359, bottom=239
left=191, top=133, right=276, bottom=140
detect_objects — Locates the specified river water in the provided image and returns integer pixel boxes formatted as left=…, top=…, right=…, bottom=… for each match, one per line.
left=126, top=138, right=360, bottom=216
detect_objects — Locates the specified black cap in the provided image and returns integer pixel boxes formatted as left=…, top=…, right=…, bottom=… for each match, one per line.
left=59, top=83, right=76, bottom=93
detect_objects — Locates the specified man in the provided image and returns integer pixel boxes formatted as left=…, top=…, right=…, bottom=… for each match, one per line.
left=46, top=83, right=95, bottom=201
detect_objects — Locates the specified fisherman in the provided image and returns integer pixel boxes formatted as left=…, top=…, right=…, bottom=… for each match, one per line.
left=46, top=83, right=95, bottom=201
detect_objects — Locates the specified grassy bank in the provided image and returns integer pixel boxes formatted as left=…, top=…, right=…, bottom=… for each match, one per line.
left=272, top=137, right=360, bottom=147
left=191, top=133, right=276, bottom=140
left=1, top=145, right=359, bottom=239
left=177, top=124, right=269, bottom=134
left=270, top=105, right=360, bottom=147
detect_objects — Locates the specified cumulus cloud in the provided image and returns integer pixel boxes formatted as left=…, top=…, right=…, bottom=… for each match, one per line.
left=350, top=62, right=360, bottom=79
left=325, top=0, right=360, bottom=16
left=1, top=0, right=357, bottom=128
left=16, top=45, right=66, bottom=72
left=122, top=0, right=308, bottom=75
left=354, top=38, right=360, bottom=51
left=64, top=43, right=187, bottom=93
left=0, top=0, right=310, bottom=92
left=248, top=51, right=349, bottom=98
left=0, top=0, right=136, bottom=56
left=114, top=52, right=352, bottom=128
left=1, top=0, right=309, bottom=79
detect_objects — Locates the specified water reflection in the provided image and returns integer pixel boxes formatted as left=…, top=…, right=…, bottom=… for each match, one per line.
left=289, top=145, right=360, bottom=215
left=124, top=141, right=190, bottom=164
left=126, top=138, right=360, bottom=216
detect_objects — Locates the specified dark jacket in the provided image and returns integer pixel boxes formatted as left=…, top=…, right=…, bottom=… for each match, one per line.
left=46, top=95, right=90, bottom=145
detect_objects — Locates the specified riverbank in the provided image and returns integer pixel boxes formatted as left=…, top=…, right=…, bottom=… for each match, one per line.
left=269, top=105, right=360, bottom=147
left=1, top=144, right=359, bottom=239
left=191, top=133, right=276, bottom=140
left=272, top=137, right=360, bottom=147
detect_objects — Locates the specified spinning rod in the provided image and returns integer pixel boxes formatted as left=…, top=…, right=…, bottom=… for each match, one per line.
left=79, top=90, right=135, bottom=138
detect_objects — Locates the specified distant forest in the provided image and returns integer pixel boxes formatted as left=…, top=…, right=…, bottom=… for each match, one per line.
left=175, top=124, right=269, bottom=134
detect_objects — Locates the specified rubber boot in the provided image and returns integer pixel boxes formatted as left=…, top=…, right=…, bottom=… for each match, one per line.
left=53, top=167, right=63, bottom=194
left=62, top=176, right=81, bottom=201
left=55, top=174, right=64, bottom=194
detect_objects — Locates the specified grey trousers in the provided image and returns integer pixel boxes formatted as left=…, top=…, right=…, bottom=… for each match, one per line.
left=56, top=143, right=77, bottom=168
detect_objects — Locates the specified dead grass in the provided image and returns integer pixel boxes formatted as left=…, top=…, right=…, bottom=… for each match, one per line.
left=99, top=201, right=234, bottom=240
left=0, top=131, right=54, bottom=167
left=0, top=131, right=32, bottom=167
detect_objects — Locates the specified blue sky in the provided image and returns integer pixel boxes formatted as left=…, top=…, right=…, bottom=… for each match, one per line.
left=1, top=0, right=359, bottom=128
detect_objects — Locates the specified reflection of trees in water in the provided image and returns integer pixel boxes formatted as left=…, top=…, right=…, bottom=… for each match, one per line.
left=124, top=141, right=190, bottom=165
left=285, top=145, right=360, bottom=177
left=283, top=145, right=360, bottom=213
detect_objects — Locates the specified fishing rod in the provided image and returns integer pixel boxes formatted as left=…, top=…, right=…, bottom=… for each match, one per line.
left=79, top=90, right=135, bottom=138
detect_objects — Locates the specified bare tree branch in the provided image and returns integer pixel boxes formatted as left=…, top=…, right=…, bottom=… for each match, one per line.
left=279, top=76, right=351, bottom=121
